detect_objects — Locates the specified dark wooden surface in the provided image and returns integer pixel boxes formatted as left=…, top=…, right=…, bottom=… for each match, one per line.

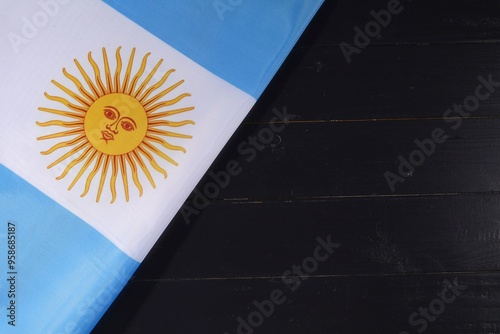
left=92, top=1, right=500, bottom=333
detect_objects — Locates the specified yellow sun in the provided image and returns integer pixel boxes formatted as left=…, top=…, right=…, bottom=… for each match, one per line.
left=37, top=47, right=195, bottom=203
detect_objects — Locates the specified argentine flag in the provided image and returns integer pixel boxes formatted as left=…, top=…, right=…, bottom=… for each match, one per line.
left=0, top=0, right=324, bottom=332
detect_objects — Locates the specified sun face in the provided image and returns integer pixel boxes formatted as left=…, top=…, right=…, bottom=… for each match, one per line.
left=37, top=47, right=195, bottom=203
left=84, top=93, right=148, bottom=156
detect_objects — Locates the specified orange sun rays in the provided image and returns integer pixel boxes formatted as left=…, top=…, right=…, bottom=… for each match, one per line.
left=37, top=47, right=195, bottom=203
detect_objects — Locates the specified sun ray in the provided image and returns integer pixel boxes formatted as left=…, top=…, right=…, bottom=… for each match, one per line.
left=143, top=81, right=185, bottom=108
left=131, top=150, right=157, bottom=188
left=132, top=58, right=164, bottom=99
left=56, top=146, right=94, bottom=180
left=145, top=134, right=187, bottom=153
left=148, top=107, right=195, bottom=120
left=36, top=120, right=84, bottom=128
left=96, top=155, right=111, bottom=202
left=140, top=141, right=178, bottom=166
left=125, top=153, right=143, bottom=196
left=127, top=52, right=150, bottom=95
left=102, top=48, right=113, bottom=94
left=51, top=79, right=91, bottom=108
left=137, top=69, right=175, bottom=103
left=44, top=93, right=87, bottom=113
left=137, top=147, right=168, bottom=179
left=39, top=134, right=86, bottom=155
left=63, top=68, right=95, bottom=105
left=38, top=107, right=85, bottom=120
left=74, top=58, right=100, bottom=100
left=148, top=120, right=195, bottom=128
left=68, top=150, right=98, bottom=191
left=110, top=156, right=119, bottom=204
left=147, top=128, right=193, bottom=139
left=145, top=93, right=191, bottom=113
left=81, top=153, right=105, bottom=198
left=46, top=141, right=89, bottom=169
left=37, top=128, right=85, bottom=141
left=38, top=47, right=195, bottom=203
left=88, top=52, right=107, bottom=96
left=114, top=47, right=123, bottom=93
left=119, top=155, right=130, bottom=202
left=121, top=48, right=136, bottom=93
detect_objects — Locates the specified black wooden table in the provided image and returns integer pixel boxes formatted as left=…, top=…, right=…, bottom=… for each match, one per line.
left=93, top=1, right=500, bottom=333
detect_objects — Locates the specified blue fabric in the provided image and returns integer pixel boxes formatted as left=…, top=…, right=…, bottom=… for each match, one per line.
left=0, top=164, right=139, bottom=334
left=102, top=0, right=324, bottom=98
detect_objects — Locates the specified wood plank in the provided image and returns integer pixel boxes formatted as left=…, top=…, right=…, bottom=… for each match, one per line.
left=136, top=195, right=500, bottom=280
left=247, top=43, right=500, bottom=122
left=92, top=273, right=499, bottom=334
left=188, top=119, right=500, bottom=200
left=298, top=0, right=500, bottom=48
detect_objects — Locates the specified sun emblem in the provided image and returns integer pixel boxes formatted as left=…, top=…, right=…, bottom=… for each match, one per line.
left=37, top=47, right=195, bottom=203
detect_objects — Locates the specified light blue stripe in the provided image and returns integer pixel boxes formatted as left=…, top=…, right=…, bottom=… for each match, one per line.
left=102, top=0, right=324, bottom=99
left=0, top=164, right=139, bottom=334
